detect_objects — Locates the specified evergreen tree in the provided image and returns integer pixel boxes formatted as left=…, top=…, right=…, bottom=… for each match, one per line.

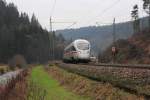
left=0, top=0, right=65, bottom=63
left=131, top=4, right=140, bottom=33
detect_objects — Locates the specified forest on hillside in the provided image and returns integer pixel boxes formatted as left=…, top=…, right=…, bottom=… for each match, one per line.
left=0, top=0, right=65, bottom=64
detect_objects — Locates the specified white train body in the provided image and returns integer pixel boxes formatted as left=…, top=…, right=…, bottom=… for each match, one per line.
left=63, top=39, right=91, bottom=63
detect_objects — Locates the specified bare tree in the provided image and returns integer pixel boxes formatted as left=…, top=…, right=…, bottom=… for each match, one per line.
left=143, top=0, right=150, bottom=28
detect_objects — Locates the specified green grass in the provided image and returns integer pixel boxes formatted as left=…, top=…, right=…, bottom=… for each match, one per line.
left=30, top=65, right=89, bottom=100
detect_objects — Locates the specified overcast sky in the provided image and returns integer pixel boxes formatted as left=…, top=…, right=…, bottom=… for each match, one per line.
left=5, top=0, right=147, bottom=30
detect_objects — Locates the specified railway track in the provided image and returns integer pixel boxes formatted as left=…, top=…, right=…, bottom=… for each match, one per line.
left=55, top=60, right=150, bottom=69
left=81, top=63, right=150, bottom=69
left=55, top=62, right=150, bottom=99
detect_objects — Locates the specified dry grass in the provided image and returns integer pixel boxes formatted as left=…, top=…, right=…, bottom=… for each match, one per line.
left=57, top=63, right=150, bottom=97
left=6, top=74, right=28, bottom=100
left=46, top=65, right=144, bottom=100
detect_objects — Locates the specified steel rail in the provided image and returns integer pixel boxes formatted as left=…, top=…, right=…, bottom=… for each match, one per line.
left=91, top=63, right=150, bottom=69
left=60, top=62, right=150, bottom=70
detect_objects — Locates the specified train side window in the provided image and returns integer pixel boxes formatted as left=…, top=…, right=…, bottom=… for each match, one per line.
left=66, top=49, right=69, bottom=52
left=71, top=46, right=76, bottom=51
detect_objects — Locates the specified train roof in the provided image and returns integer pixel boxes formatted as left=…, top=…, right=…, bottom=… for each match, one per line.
left=74, top=39, right=89, bottom=43
left=64, top=39, right=90, bottom=50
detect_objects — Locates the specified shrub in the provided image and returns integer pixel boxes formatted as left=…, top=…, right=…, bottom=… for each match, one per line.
left=8, top=54, right=27, bottom=70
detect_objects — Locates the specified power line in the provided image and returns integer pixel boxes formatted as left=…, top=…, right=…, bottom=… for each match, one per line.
left=49, top=0, right=57, bottom=61
left=50, top=17, right=77, bottom=30
left=49, top=17, right=77, bottom=61
left=50, top=17, right=52, bottom=32
left=52, top=21, right=76, bottom=24
left=86, top=0, right=121, bottom=24
left=113, top=18, right=116, bottom=45
left=97, top=0, right=121, bottom=17
left=96, top=22, right=113, bottom=26
left=49, top=17, right=53, bottom=61
left=50, top=0, right=77, bottom=29
left=52, top=22, right=77, bottom=30
left=49, top=0, right=121, bottom=29
left=50, top=0, right=57, bottom=16
left=65, top=22, right=77, bottom=29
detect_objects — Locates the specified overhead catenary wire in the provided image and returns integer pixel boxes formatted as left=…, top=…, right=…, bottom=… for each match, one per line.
left=96, top=22, right=113, bottom=26
left=49, top=0, right=57, bottom=61
left=51, top=19, right=77, bottom=30
left=49, top=0, right=57, bottom=32
left=97, top=0, right=121, bottom=18
left=49, top=0, right=77, bottom=30
left=49, top=0, right=139, bottom=29
left=52, top=21, right=76, bottom=23
left=86, top=0, right=121, bottom=25
left=52, top=22, right=77, bottom=30
left=65, top=22, right=77, bottom=29
left=50, top=0, right=57, bottom=16
left=95, top=15, right=132, bottom=27
left=50, top=0, right=121, bottom=30
left=56, top=0, right=121, bottom=28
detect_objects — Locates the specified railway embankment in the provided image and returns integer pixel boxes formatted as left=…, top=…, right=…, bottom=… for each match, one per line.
left=56, top=63, right=150, bottom=99
left=46, top=64, right=144, bottom=100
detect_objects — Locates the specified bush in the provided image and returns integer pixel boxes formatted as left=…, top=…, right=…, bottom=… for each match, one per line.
left=0, top=68, right=4, bottom=75
left=99, top=39, right=145, bottom=64
left=8, top=54, right=27, bottom=70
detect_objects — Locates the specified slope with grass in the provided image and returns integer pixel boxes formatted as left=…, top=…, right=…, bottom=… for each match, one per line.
left=46, top=65, right=144, bottom=100
left=29, top=65, right=89, bottom=100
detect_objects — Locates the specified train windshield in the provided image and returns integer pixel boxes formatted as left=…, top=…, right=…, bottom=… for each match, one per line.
left=77, top=43, right=89, bottom=50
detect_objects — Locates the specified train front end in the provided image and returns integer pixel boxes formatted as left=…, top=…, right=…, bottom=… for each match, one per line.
left=74, top=39, right=91, bottom=62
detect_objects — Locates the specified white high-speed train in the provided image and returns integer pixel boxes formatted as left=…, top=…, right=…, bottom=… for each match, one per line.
left=63, top=39, right=91, bottom=63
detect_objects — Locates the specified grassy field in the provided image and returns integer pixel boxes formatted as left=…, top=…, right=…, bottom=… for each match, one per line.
left=29, top=65, right=89, bottom=100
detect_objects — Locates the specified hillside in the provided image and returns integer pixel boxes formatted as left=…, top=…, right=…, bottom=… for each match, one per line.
left=99, top=29, right=150, bottom=64
left=128, top=29, right=150, bottom=64
left=129, top=29, right=150, bottom=55
left=56, top=17, right=149, bottom=55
